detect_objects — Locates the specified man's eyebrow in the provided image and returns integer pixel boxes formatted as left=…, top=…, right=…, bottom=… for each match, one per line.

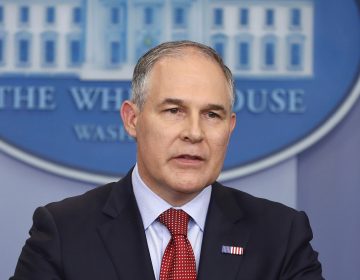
left=159, top=98, right=228, bottom=113
left=159, top=98, right=184, bottom=106
left=204, top=103, right=227, bottom=113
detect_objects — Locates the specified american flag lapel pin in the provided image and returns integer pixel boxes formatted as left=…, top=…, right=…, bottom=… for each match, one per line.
left=222, top=245, right=244, bottom=255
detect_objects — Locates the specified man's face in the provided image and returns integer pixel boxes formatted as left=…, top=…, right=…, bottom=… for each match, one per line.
left=122, top=51, right=236, bottom=206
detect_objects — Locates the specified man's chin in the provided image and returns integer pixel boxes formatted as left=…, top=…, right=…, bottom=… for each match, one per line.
left=169, top=178, right=210, bottom=195
left=166, top=187, right=204, bottom=206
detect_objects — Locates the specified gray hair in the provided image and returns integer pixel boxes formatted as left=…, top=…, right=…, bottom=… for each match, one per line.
left=131, top=40, right=234, bottom=110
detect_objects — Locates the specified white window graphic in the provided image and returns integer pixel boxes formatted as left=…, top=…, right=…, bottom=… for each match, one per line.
left=45, top=7, right=56, bottom=25
left=262, top=35, right=278, bottom=69
left=16, top=32, right=32, bottom=67
left=144, top=7, right=154, bottom=25
left=239, top=8, right=249, bottom=27
left=67, top=34, right=83, bottom=67
left=213, top=8, right=224, bottom=28
left=42, top=32, right=57, bottom=67
left=111, top=7, right=120, bottom=25
left=0, top=32, right=5, bottom=65
left=19, top=6, right=30, bottom=26
left=0, top=6, right=4, bottom=25
left=72, top=7, right=82, bottom=25
left=290, top=8, right=302, bottom=29
left=287, top=34, right=305, bottom=70
left=0, top=0, right=314, bottom=79
left=173, top=7, right=187, bottom=28
left=265, top=9, right=275, bottom=27
left=212, top=34, right=227, bottom=61
left=236, top=35, right=253, bottom=70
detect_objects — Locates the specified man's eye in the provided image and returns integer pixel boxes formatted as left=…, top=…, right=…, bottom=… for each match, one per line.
left=207, top=111, right=220, bottom=118
left=167, top=108, right=179, bottom=114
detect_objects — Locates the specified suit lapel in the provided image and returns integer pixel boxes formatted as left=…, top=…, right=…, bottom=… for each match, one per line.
left=97, top=172, right=156, bottom=280
left=198, top=182, right=252, bottom=280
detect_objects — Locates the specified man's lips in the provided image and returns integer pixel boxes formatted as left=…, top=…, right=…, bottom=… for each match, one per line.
left=173, top=154, right=205, bottom=161
left=173, top=154, right=205, bottom=163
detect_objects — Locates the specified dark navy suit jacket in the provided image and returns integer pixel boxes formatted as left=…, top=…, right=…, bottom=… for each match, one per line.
left=11, top=170, right=323, bottom=279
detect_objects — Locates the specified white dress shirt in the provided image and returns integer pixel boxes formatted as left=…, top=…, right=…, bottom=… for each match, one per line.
left=132, top=164, right=212, bottom=280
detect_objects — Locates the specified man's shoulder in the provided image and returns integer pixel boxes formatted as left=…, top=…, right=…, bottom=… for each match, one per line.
left=213, top=182, right=300, bottom=221
left=49, top=168, right=132, bottom=205
left=46, top=181, right=115, bottom=213
left=39, top=182, right=114, bottom=229
left=43, top=172, right=133, bottom=223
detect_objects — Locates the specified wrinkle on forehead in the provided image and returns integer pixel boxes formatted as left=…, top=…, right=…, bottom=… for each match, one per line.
left=142, top=48, right=232, bottom=104
left=143, top=53, right=233, bottom=112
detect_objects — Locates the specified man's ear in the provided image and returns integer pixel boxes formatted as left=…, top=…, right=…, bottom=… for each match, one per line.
left=230, top=112, right=236, bottom=133
left=120, top=100, right=139, bottom=139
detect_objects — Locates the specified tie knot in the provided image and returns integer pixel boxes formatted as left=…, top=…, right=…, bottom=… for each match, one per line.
left=158, top=208, right=190, bottom=236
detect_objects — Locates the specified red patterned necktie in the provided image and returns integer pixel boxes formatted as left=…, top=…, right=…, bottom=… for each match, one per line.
left=158, top=208, right=197, bottom=280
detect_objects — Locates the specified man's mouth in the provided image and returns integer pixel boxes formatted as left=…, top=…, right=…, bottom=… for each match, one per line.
left=171, top=154, right=205, bottom=167
left=175, top=154, right=204, bottom=161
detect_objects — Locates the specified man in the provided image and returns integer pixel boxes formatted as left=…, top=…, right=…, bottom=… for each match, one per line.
left=11, top=41, right=323, bottom=279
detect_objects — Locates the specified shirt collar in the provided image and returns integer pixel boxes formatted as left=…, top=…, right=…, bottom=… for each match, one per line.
left=132, top=164, right=212, bottom=232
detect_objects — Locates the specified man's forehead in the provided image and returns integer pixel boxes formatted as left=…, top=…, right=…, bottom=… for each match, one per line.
left=148, top=51, right=226, bottom=84
left=153, top=49, right=216, bottom=66
left=142, top=47, right=233, bottom=110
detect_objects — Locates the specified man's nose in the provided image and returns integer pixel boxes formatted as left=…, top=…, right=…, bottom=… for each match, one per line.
left=180, top=114, right=204, bottom=143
